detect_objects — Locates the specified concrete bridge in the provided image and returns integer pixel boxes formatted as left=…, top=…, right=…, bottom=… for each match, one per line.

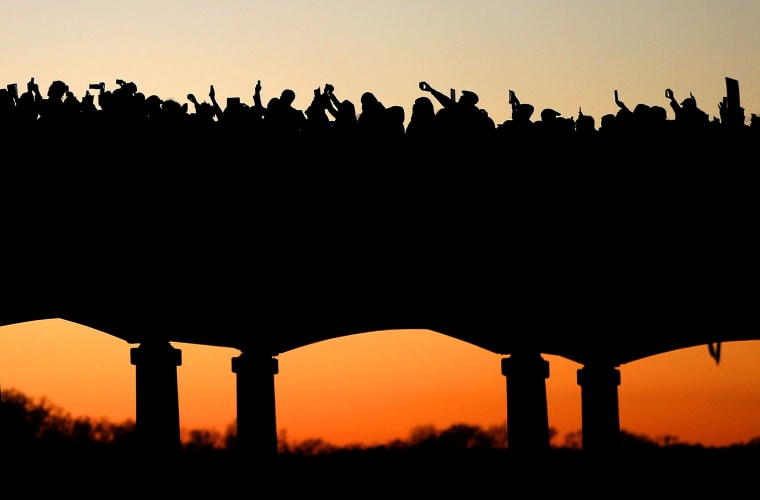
left=2, top=155, right=756, bottom=457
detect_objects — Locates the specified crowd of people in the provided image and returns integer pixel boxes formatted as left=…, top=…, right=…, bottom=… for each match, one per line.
left=1, top=76, right=757, bottom=166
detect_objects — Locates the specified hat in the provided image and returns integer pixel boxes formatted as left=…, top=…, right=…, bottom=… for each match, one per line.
left=541, top=108, right=561, bottom=121
left=460, top=90, right=479, bottom=105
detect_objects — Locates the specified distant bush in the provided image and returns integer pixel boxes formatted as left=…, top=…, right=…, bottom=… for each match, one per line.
left=2, top=387, right=755, bottom=457
left=0, top=388, right=137, bottom=453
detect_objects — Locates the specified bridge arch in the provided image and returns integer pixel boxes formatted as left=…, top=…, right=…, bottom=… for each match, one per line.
left=275, top=329, right=506, bottom=448
left=2, top=318, right=759, bottom=456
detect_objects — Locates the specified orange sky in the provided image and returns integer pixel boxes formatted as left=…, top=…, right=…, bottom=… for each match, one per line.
left=1, top=319, right=758, bottom=448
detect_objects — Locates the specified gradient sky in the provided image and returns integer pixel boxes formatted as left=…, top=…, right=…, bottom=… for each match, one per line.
left=3, top=1, right=759, bottom=127
left=1, top=320, right=759, bottom=448
left=2, top=1, right=759, bottom=448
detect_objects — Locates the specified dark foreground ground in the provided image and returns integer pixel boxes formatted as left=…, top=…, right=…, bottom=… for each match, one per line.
left=7, top=446, right=759, bottom=497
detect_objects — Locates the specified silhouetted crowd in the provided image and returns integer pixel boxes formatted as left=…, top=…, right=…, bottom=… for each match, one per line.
left=1, top=76, right=757, bottom=168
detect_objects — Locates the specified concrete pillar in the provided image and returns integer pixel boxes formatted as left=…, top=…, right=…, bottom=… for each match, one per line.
left=130, top=341, right=182, bottom=455
left=232, top=351, right=278, bottom=460
left=501, top=352, right=551, bottom=451
left=577, top=363, right=621, bottom=452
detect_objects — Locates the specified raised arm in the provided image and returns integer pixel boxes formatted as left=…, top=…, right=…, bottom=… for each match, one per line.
left=614, top=89, right=630, bottom=113
left=664, top=88, right=679, bottom=114
left=253, top=80, right=263, bottom=108
left=419, top=81, right=453, bottom=109
left=208, top=84, right=223, bottom=120
left=323, top=83, right=341, bottom=119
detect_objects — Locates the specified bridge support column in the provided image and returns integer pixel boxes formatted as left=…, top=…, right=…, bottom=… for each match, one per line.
left=130, top=341, right=182, bottom=455
left=501, top=352, right=551, bottom=451
left=577, top=363, right=621, bottom=452
left=232, top=351, right=279, bottom=460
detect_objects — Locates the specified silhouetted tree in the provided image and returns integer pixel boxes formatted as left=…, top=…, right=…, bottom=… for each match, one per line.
left=0, top=388, right=137, bottom=453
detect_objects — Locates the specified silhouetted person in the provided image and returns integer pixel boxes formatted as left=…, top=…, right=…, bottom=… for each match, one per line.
left=575, top=107, right=597, bottom=136
left=303, top=85, right=332, bottom=141
left=385, top=105, right=406, bottom=140
left=33, top=79, right=68, bottom=131
left=610, top=89, right=663, bottom=137
left=611, top=89, right=635, bottom=132
left=405, top=96, right=438, bottom=147
left=665, top=88, right=709, bottom=132
left=357, top=91, right=388, bottom=141
left=187, top=92, right=217, bottom=126
left=266, top=88, right=306, bottom=139
left=418, top=81, right=494, bottom=142
left=496, top=90, right=536, bottom=146
left=323, top=83, right=359, bottom=142
left=13, top=78, right=41, bottom=131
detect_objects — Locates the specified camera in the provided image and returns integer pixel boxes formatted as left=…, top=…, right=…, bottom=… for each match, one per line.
left=89, top=82, right=105, bottom=92
left=116, top=79, right=126, bottom=86
left=6, top=83, right=18, bottom=98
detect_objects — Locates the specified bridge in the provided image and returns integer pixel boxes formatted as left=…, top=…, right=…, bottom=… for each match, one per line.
left=2, top=131, right=757, bottom=458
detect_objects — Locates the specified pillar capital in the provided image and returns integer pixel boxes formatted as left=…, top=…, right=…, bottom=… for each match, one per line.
left=501, top=353, right=550, bottom=379
left=577, top=363, right=621, bottom=387
left=130, top=341, right=182, bottom=367
left=232, top=352, right=278, bottom=375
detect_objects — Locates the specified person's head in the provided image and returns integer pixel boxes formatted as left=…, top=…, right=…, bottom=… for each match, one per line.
left=161, top=99, right=188, bottom=116
left=387, top=105, right=405, bottom=125
left=649, top=105, right=667, bottom=123
left=632, top=103, right=651, bottom=122
left=194, top=101, right=215, bottom=121
left=459, top=90, right=479, bottom=107
left=338, top=99, right=356, bottom=120
left=540, top=108, right=561, bottom=122
left=412, top=96, right=434, bottom=117
left=47, top=81, right=68, bottom=101
left=267, top=97, right=280, bottom=111
left=681, top=96, right=697, bottom=109
left=600, top=113, right=616, bottom=131
left=279, top=89, right=296, bottom=106
left=514, top=103, right=534, bottom=121
left=145, top=95, right=163, bottom=116
left=361, top=92, right=380, bottom=110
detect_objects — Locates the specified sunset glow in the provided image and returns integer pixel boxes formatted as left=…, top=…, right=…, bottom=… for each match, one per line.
left=1, top=320, right=758, bottom=448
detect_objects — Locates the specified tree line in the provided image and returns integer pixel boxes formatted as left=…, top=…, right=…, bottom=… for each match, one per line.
left=2, top=387, right=759, bottom=457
